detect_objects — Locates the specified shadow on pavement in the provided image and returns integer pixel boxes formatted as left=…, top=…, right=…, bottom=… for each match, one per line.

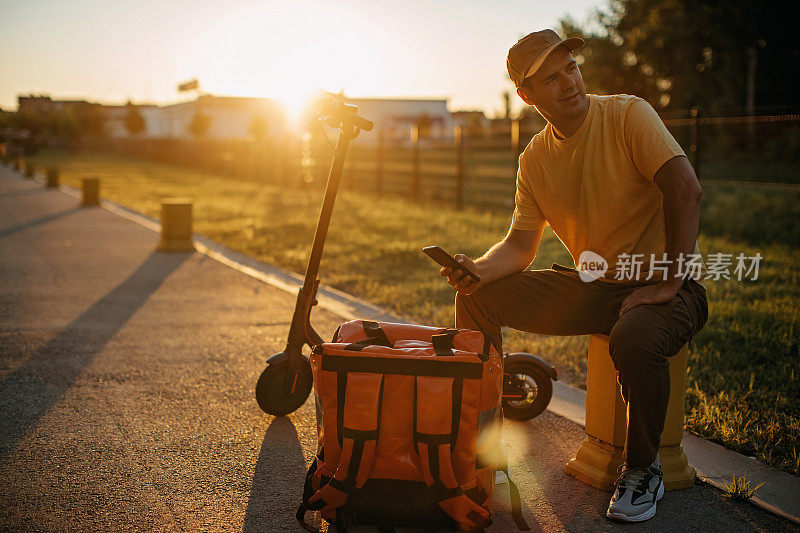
left=0, top=187, right=44, bottom=200
left=244, top=417, right=307, bottom=533
left=0, top=206, right=82, bottom=239
left=0, top=251, right=190, bottom=459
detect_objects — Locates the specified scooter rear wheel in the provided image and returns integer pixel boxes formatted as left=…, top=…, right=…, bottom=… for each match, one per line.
left=502, top=359, right=553, bottom=421
left=255, top=358, right=313, bottom=416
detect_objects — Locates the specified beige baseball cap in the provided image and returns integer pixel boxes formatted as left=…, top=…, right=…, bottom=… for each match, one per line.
left=507, top=29, right=584, bottom=88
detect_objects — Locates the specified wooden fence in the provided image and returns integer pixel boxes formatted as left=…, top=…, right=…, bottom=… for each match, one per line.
left=82, top=109, right=799, bottom=210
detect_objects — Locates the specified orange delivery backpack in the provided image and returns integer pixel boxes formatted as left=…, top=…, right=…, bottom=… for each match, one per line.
left=296, top=320, right=529, bottom=532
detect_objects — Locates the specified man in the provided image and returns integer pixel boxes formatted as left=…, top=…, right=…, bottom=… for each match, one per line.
left=440, top=29, right=708, bottom=522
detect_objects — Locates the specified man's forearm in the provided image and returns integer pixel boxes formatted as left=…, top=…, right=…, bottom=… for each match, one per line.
left=655, top=157, right=703, bottom=287
left=473, top=228, right=542, bottom=284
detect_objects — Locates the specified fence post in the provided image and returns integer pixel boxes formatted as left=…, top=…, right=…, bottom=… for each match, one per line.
left=376, top=129, right=384, bottom=194
left=689, top=107, right=701, bottom=180
left=511, top=119, right=520, bottom=158
left=454, top=126, right=465, bottom=210
left=411, top=126, right=420, bottom=202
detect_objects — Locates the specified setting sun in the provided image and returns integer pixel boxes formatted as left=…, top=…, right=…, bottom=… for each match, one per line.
left=183, top=2, right=400, bottom=120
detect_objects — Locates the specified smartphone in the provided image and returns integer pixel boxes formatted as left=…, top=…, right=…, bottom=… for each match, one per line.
left=423, top=246, right=481, bottom=283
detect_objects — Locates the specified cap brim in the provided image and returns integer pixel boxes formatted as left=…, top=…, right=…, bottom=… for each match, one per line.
left=522, top=37, right=585, bottom=80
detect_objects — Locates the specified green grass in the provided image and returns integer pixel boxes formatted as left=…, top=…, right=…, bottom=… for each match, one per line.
left=28, top=149, right=800, bottom=476
left=721, top=474, right=765, bottom=501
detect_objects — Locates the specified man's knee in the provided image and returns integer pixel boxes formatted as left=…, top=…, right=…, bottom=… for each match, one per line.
left=608, top=310, right=665, bottom=373
left=455, top=284, right=494, bottom=313
left=454, top=285, right=502, bottom=329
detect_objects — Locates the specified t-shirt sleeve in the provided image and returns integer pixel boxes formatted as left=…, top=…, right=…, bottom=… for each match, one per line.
left=511, top=152, right=548, bottom=231
left=623, top=98, right=686, bottom=180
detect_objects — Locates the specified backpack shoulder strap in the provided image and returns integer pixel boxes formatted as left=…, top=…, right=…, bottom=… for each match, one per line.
left=414, top=375, right=491, bottom=531
left=304, top=371, right=384, bottom=517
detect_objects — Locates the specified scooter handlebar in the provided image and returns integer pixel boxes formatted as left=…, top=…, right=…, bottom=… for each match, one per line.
left=347, top=110, right=373, bottom=132
left=320, top=98, right=373, bottom=132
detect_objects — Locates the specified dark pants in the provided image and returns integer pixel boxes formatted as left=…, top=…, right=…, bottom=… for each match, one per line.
left=455, top=263, right=708, bottom=468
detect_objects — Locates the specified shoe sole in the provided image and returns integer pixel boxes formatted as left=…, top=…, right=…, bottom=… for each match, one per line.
left=606, top=481, right=664, bottom=522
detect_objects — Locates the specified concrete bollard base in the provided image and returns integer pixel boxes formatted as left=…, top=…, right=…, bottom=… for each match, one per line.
left=158, top=198, right=194, bottom=252
left=660, top=444, right=697, bottom=490
left=565, top=438, right=696, bottom=491
left=565, top=436, right=623, bottom=491
left=565, top=335, right=696, bottom=492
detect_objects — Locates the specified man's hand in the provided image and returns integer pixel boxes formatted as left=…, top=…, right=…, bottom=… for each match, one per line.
left=440, top=254, right=483, bottom=295
left=618, top=280, right=682, bottom=317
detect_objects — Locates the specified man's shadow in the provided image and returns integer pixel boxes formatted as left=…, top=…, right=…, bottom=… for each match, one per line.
left=244, top=417, right=307, bottom=532
left=0, top=251, right=190, bottom=459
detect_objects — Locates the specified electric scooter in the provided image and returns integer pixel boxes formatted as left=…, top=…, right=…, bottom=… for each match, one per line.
left=255, top=97, right=558, bottom=421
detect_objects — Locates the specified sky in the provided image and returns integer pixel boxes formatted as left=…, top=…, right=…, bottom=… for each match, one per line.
left=0, top=0, right=603, bottom=117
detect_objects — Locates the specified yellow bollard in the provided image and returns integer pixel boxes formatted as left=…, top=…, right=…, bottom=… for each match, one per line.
left=46, top=167, right=59, bottom=188
left=158, top=198, right=194, bottom=252
left=25, top=162, right=35, bottom=178
left=0, top=142, right=7, bottom=162
left=565, top=335, right=696, bottom=491
left=13, top=156, right=24, bottom=172
left=81, top=178, right=100, bottom=207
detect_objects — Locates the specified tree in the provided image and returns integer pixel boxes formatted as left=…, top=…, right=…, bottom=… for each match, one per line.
left=73, top=102, right=106, bottom=137
left=465, top=113, right=486, bottom=139
left=559, top=0, right=800, bottom=112
left=125, top=103, right=146, bottom=136
left=54, top=108, right=80, bottom=140
left=188, top=110, right=212, bottom=139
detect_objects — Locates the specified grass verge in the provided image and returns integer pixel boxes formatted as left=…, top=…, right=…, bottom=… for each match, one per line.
left=28, top=149, right=800, bottom=475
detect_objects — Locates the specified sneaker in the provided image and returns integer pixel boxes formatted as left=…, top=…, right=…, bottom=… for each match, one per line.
left=606, top=459, right=664, bottom=522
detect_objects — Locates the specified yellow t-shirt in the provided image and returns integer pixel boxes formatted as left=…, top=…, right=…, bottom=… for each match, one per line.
left=512, top=94, right=705, bottom=286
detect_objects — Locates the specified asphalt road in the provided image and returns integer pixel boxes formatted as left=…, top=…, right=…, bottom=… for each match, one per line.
left=0, top=166, right=795, bottom=532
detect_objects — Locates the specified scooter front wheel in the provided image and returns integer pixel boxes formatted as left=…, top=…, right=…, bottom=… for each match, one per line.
left=255, top=358, right=313, bottom=416
left=502, top=359, right=553, bottom=421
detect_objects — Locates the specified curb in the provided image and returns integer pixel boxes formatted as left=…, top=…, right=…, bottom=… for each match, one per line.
left=16, top=165, right=800, bottom=526
left=546, top=383, right=800, bottom=525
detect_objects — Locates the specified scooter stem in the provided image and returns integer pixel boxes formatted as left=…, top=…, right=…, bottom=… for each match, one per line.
left=302, top=127, right=353, bottom=291
left=285, top=124, right=357, bottom=353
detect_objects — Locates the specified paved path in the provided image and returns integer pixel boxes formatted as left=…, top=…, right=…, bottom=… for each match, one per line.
left=0, top=166, right=796, bottom=532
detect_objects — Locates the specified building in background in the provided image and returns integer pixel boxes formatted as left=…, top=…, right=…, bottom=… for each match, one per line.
left=104, top=104, right=160, bottom=138
left=17, top=95, right=89, bottom=114
left=14, top=93, right=476, bottom=144
left=343, top=97, right=454, bottom=143
left=106, top=95, right=288, bottom=141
